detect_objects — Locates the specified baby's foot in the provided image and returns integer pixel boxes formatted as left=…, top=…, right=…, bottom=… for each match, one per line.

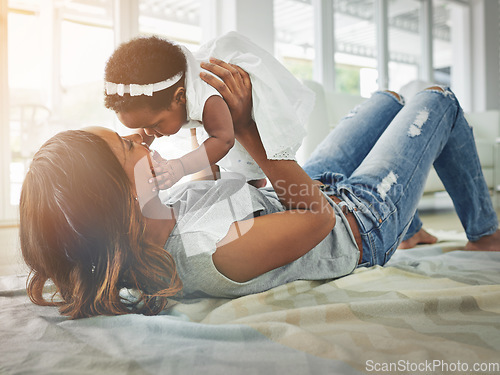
left=248, top=179, right=267, bottom=188
left=464, top=230, right=500, bottom=251
left=398, top=228, right=438, bottom=249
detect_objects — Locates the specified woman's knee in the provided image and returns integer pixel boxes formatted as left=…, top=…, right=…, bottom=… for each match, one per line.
left=383, top=90, right=402, bottom=102
left=424, top=85, right=445, bottom=93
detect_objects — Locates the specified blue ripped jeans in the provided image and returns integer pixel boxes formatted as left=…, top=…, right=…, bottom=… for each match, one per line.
left=302, top=88, right=498, bottom=267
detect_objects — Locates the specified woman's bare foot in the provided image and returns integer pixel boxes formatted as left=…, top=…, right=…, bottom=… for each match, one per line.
left=398, top=228, right=438, bottom=249
left=464, top=230, right=500, bottom=251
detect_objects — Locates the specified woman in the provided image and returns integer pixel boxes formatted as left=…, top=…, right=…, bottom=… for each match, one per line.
left=20, top=59, right=500, bottom=319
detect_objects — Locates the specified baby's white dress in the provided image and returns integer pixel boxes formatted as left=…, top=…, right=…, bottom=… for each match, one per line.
left=181, top=31, right=315, bottom=180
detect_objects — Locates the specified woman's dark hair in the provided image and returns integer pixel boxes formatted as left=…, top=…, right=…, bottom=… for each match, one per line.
left=20, top=130, right=182, bottom=319
left=104, top=36, right=187, bottom=112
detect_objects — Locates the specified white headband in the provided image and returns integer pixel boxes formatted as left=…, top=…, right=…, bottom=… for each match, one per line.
left=105, top=71, right=183, bottom=96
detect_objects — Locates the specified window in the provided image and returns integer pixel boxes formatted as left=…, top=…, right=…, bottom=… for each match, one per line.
left=2, top=1, right=207, bottom=220
left=274, top=0, right=379, bottom=96
left=274, top=0, right=314, bottom=81
left=8, top=8, right=45, bottom=207
left=273, top=0, right=459, bottom=98
left=432, top=1, right=452, bottom=86
left=334, top=0, right=376, bottom=96
left=387, top=0, right=421, bottom=91
left=0, top=0, right=479, bottom=221
left=137, top=0, right=203, bottom=162
left=4, top=0, right=115, bottom=216
left=57, top=1, right=115, bottom=130
left=139, top=0, right=202, bottom=47
left=59, top=20, right=115, bottom=128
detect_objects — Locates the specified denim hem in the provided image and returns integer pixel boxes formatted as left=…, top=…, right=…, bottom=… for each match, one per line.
left=466, top=223, right=499, bottom=242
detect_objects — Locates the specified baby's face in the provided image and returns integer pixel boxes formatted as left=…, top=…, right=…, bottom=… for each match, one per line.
left=117, top=104, right=187, bottom=138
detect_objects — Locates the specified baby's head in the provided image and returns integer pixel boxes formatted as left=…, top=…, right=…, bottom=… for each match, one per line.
left=105, top=36, right=188, bottom=137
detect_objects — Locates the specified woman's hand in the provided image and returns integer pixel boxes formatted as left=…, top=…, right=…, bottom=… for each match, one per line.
left=200, top=58, right=253, bottom=135
left=200, top=57, right=334, bottom=228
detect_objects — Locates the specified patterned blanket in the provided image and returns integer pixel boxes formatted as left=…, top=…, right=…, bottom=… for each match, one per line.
left=1, top=245, right=499, bottom=374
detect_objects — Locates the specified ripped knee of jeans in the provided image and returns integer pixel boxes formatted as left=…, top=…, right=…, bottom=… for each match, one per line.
left=422, top=85, right=454, bottom=99
left=424, top=86, right=445, bottom=92
left=383, top=90, right=405, bottom=105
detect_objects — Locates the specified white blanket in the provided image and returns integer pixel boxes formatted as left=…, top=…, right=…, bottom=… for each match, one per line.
left=1, top=245, right=499, bottom=374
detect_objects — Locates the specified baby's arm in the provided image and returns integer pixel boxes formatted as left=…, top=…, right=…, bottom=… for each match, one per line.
left=189, top=128, right=221, bottom=181
left=155, top=96, right=234, bottom=189
left=182, top=95, right=235, bottom=174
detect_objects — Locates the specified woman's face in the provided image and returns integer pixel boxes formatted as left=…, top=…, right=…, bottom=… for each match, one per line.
left=85, top=126, right=157, bottom=205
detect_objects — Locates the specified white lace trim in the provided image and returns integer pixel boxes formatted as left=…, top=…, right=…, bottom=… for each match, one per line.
left=269, top=149, right=296, bottom=161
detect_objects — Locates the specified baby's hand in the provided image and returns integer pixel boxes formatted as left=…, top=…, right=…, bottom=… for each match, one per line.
left=150, top=152, right=186, bottom=190
left=161, top=159, right=185, bottom=189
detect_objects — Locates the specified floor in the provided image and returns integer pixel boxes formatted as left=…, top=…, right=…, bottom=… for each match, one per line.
left=417, top=194, right=466, bottom=232
left=0, top=225, right=27, bottom=277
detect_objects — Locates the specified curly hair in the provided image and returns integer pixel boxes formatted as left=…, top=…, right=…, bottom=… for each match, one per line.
left=20, top=130, right=182, bottom=319
left=104, top=36, right=187, bottom=113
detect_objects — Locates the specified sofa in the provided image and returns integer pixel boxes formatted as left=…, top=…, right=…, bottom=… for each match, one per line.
left=298, top=80, right=500, bottom=207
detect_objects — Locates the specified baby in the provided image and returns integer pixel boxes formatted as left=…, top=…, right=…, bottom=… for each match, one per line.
left=104, top=31, right=315, bottom=189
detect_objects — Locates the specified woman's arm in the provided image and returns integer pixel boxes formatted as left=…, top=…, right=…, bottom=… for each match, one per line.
left=201, top=59, right=332, bottom=212
left=201, top=59, right=336, bottom=282
left=214, top=208, right=335, bottom=282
